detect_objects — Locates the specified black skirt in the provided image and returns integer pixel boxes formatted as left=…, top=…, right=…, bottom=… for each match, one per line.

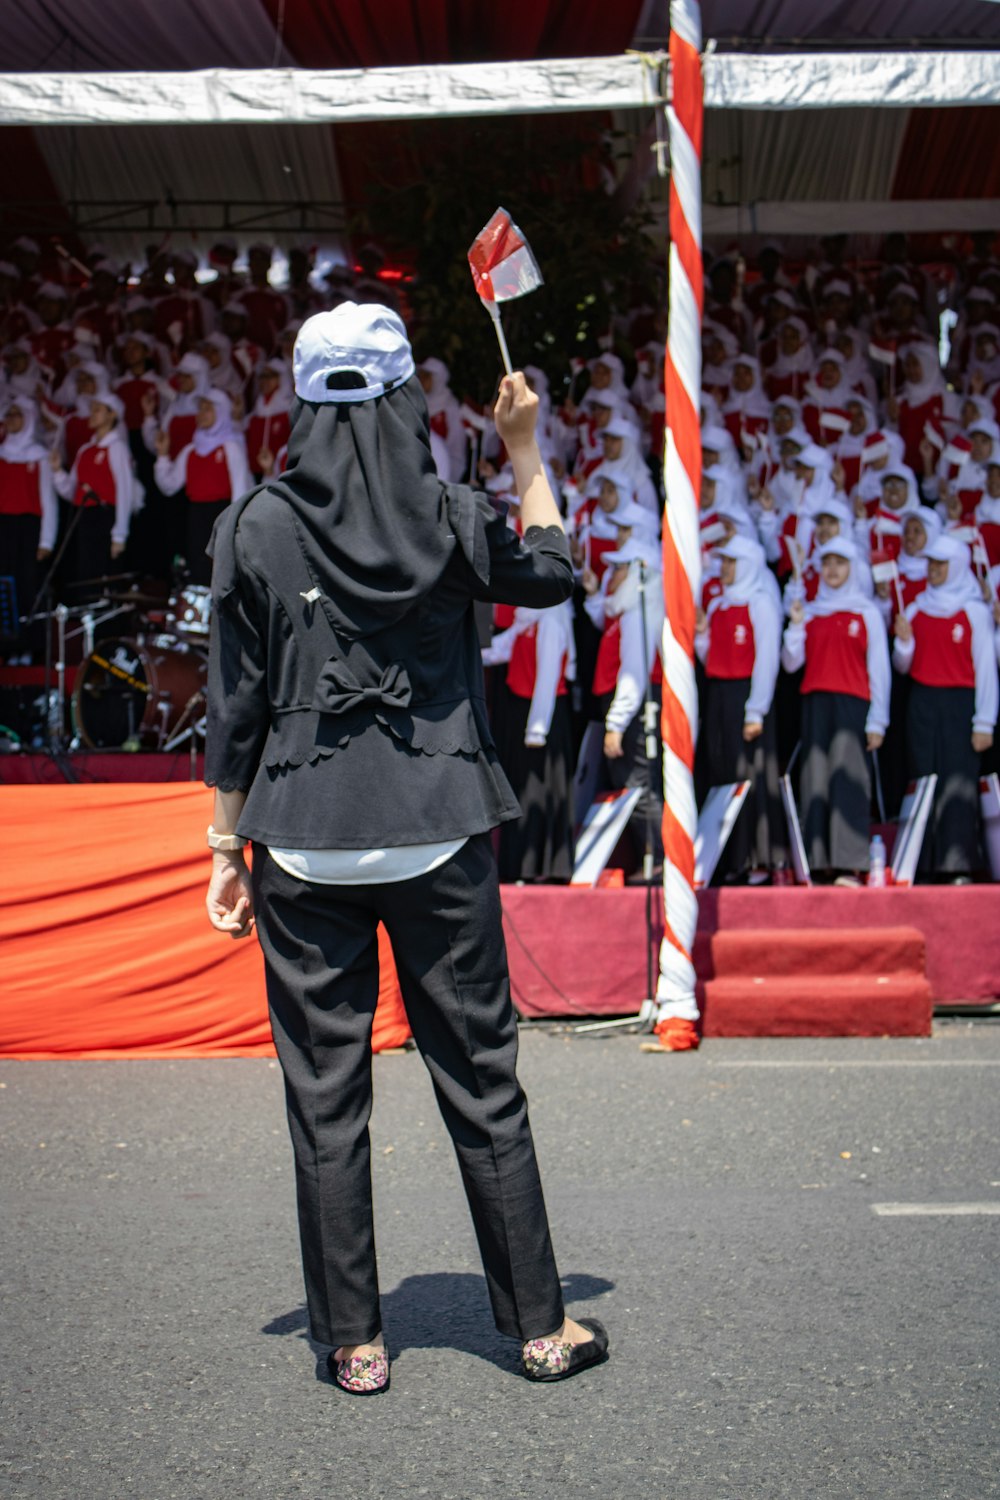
left=906, top=682, right=982, bottom=876
left=799, top=690, right=871, bottom=875
left=704, top=675, right=786, bottom=875
left=186, top=498, right=230, bottom=587
left=493, top=682, right=574, bottom=882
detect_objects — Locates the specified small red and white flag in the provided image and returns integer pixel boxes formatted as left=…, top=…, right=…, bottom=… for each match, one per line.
left=819, top=407, right=851, bottom=435
left=468, top=208, right=543, bottom=373
left=871, top=549, right=903, bottom=612
left=861, top=431, right=890, bottom=466
left=868, top=337, right=897, bottom=368
left=943, top=434, right=973, bottom=470
left=923, top=419, right=945, bottom=451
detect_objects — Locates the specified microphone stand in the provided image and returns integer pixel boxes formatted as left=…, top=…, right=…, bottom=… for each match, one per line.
left=573, top=557, right=660, bottom=1036
left=25, top=488, right=100, bottom=777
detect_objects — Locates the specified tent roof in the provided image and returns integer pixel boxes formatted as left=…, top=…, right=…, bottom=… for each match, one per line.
left=664, top=1, right=1000, bottom=48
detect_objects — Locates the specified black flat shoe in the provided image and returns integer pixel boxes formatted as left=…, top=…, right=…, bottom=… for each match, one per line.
left=327, top=1346, right=390, bottom=1396
left=521, top=1317, right=609, bottom=1382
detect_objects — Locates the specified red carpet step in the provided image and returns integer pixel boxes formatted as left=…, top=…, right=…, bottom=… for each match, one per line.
left=695, top=926, right=932, bottom=1038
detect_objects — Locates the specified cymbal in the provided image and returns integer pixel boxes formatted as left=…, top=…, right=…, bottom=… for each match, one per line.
left=106, top=592, right=169, bottom=608
left=65, top=571, right=142, bottom=591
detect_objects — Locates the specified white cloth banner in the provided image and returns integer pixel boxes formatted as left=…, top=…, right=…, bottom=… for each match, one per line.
left=0, top=55, right=666, bottom=126
left=704, top=50, right=1000, bottom=110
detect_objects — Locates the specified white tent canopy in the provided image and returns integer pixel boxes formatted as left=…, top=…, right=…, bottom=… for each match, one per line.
left=0, top=49, right=999, bottom=126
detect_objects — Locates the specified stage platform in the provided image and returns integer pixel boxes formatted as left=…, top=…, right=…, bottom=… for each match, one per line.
left=0, top=781, right=996, bottom=1058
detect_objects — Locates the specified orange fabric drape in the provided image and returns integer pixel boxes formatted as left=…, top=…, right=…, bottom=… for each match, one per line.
left=0, top=785, right=410, bottom=1059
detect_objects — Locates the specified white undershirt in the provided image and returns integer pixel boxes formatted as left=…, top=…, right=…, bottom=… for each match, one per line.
left=267, top=838, right=467, bottom=885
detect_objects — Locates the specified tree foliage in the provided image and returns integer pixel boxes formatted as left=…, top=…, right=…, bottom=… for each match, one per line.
left=355, top=112, right=663, bottom=405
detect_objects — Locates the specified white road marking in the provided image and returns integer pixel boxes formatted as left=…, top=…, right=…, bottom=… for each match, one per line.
left=872, top=1203, right=1000, bottom=1217
left=711, top=1059, right=1000, bottom=1068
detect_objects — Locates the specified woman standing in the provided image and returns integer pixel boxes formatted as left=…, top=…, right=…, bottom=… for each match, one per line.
left=893, top=535, right=998, bottom=879
left=782, top=539, right=891, bottom=884
left=154, top=390, right=250, bottom=586
left=696, top=535, right=784, bottom=881
left=0, top=397, right=57, bottom=661
left=204, top=305, right=608, bottom=1394
left=51, top=393, right=140, bottom=586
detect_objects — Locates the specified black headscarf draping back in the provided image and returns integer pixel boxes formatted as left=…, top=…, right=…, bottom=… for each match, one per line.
left=211, top=373, right=479, bottom=641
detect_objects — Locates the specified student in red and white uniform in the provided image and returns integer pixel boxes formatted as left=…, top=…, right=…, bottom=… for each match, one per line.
left=584, top=526, right=665, bottom=868
left=722, top=354, right=771, bottom=455
left=0, top=397, right=57, bottom=661
left=237, top=243, right=290, bottom=354
left=886, top=343, right=945, bottom=474
left=831, top=396, right=877, bottom=498
left=144, top=351, right=210, bottom=460
left=855, top=465, right=920, bottom=563
left=977, top=458, right=1000, bottom=567
left=882, top=507, right=944, bottom=613
left=782, top=496, right=863, bottom=613
left=802, top=349, right=858, bottom=442
left=695, top=535, right=784, bottom=880
left=934, top=418, right=997, bottom=525
left=29, top=283, right=75, bottom=388
left=58, top=360, right=111, bottom=467
left=153, top=250, right=215, bottom=357
left=572, top=465, right=648, bottom=585
left=200, top=332, right=249, bottom=404
left=597, top=416, right=659, bottom=519
left=415, top=357, right=467, bottom=483
left=0, top=261, right=39, bottom=347
left=51, top=392, right=140, bottom=586
left=781, top=539, right=890, bottom=882
left=893, top=534, right=998, bottom=879
left=765, top=442, right=836, bottom=582
left=482, top=596, right=576, bottom=882
left=701, top=321, right=736, bottom=408
left=765, top=317, right=814, bottom=403
left=246, top=357, right=293, bottom=480
left=154, top=389, right=251, bottom=586
left=114, top=333, right=166, bottom=441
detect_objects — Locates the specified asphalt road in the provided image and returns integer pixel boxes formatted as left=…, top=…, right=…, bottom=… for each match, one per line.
left=2, top=1021, right=999, bottom=1500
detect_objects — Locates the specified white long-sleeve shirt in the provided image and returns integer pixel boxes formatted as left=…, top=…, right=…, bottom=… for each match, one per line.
left=893, top=598, right=999, bottom=734
left=52, top=432, right=138, bottom=546
left=602, top=564, right=665, bottom=734
left=481, top=602, right=575, bottom=745
left=154, top=439, right=251, bottom=503
left=782, top=601, right=891, bottom=737
left=696, top=595, right=781, bottom=724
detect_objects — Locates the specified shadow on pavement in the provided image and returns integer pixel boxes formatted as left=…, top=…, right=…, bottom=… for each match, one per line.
left=262, top=1270, right=614, bottom=1379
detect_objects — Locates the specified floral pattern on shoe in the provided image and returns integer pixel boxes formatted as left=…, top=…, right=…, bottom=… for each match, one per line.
left=334, top=1349, right=389, bottom=1393
left=521, top=1337, right=573, bottom=1379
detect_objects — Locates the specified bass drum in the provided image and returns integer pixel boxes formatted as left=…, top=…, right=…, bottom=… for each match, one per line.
left=72, top=637, right=207, bottom=750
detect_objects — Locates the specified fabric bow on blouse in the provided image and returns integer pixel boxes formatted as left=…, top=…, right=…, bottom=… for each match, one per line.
left=312, top=658, right=413, bottom=715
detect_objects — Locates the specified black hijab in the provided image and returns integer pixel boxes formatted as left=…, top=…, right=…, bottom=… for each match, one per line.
left=212, top=374, right=487, bottom=640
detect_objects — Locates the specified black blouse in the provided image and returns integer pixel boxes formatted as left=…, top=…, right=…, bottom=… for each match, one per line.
left=205, top=487, right=573, bottom=849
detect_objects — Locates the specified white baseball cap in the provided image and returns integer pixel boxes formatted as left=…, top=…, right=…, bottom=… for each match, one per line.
left=293, top=302, right=415, bottom=404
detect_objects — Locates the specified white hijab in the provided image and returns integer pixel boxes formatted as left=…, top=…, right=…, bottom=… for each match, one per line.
left=192, top=389, right=239, bottom=457
left=918, top=537, right=988, bottom=619
left=0, top=397, right=49, bottom=463
left=900, top=343, right=945, bottom=408
left=715, top=534, right=783, bottom=618
left=898, top=506, right=943, bottom=583
left=808, top=539, right=874, bottom=618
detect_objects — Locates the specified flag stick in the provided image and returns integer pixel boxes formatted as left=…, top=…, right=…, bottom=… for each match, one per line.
left=486, top=301, right=514, bottom=376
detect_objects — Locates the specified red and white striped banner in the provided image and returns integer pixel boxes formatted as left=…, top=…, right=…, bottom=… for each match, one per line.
left=655, top=0, right=703, bottom=1051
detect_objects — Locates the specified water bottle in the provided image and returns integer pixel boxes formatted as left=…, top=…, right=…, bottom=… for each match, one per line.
left=868, top=834, right=886, bottom=888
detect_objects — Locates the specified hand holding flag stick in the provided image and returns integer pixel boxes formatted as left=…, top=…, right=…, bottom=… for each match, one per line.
left=468, top=208, right=544, bottom=375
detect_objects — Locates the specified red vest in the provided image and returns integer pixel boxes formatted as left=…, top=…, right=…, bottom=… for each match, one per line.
left=168, top=413, right=197, bottom=460
left=801, top=611, right=871, bottom=701
left=0, top=457, right=42, bottom=516
left=116, top=375, right=158, bottom=432
left=506, top=626, right=569, bottom=701
left=706, top=603, right=755, bottom=680
left=186, top=447, right=233, bottom=504
left=900, top=574, right=926, bottom=608
left=898, top=394, right=943, bottom=473
left=74, top=443, right=117, bottom=507
left=64, top=413, right=91, bottom=465
left=910, top=610, right=975, bottom=689
left=701, top=574, right=723, bottom=612
left=592, top=619, right=622, bottom=696
left=978, top=519, right=1000, bottom=568
left=247, top=410, right=291, bottom=468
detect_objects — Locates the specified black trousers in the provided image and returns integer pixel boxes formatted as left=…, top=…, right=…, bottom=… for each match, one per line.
left=800, top=690, right=871, bottom=875
left=907, top=682, right=981, bottom=875
left=250, top=834, right=565, bottom=1349
left=704, top=676, right=786, bottom=874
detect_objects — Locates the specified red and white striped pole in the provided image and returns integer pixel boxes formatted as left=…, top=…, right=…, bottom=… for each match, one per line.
left=654, top=0, right=703, bottom=1051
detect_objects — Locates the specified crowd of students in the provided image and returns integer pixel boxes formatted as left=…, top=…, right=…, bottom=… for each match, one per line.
left=1, top=230, right=999, bottom=884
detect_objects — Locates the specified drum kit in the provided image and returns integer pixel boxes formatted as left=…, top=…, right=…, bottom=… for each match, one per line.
left=33, top=574, right=212, bottom=756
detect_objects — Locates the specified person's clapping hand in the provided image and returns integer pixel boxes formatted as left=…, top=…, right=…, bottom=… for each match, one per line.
left=493, top=373, right=538, bottom=453
left=788, top=599, right=805, bottom=626
left=154, top=429, right=170, bottom=458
